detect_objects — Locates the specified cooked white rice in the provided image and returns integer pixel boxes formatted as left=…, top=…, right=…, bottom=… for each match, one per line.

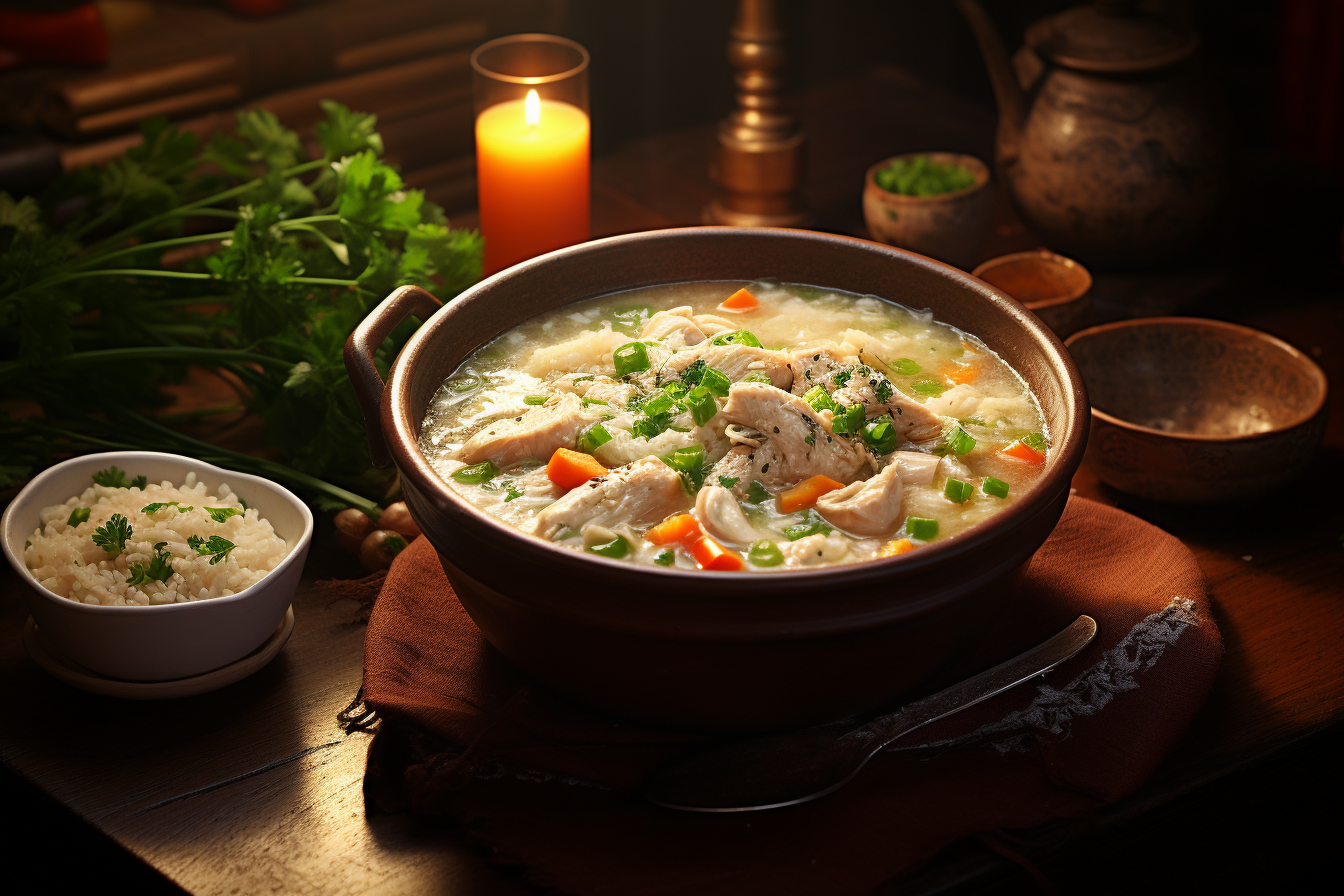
left=24, top=472, right=289, bottom=607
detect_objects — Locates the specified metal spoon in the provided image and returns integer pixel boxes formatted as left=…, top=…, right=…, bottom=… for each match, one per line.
left=641, top=615, right=1097, bottom=812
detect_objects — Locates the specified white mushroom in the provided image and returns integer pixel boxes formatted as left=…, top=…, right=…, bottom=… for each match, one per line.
left=814, top=463, right=904, bottom=536
left=694, top=485, right=758, bottom=545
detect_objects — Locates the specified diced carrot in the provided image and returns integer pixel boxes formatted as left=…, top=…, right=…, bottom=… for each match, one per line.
left=776, top=474, right=845, bottom=513
left=644, top=513, right=702, bottom=546
left=943, top=361, right=981, bottom=385
left=718, top=287, right=760, bottom=313
left=546, top=448, right=608, bottom=490
left=878, top=538, right=914, bottom=558
left=1002, top=440, right=1046, bottom=464
left=687, top=533, right=744, bottom=571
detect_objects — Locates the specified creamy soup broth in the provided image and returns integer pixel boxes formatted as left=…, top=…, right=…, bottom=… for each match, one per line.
left=419, top=281, right=1049, bottom=571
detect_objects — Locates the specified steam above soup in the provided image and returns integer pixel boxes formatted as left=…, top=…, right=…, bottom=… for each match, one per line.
left=419, top=281, right=1049, bottom=570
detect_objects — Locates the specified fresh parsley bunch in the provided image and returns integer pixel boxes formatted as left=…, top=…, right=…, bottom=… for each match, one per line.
left=0, top=103, right=482, bottom=513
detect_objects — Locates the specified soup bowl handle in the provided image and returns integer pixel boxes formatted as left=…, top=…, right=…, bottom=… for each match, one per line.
left=344, top=284, right=442, bottom=467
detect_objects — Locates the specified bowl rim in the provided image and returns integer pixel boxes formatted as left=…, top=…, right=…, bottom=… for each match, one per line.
left=380, top=226, right=1088, bottom=594
left=1, top=450, right=315, bottom=615
left=971, top=248, right=1093, bottom=311
left=863, top=152, right=990, bottom=204
left=1064, top=316, right=1330, bottom=443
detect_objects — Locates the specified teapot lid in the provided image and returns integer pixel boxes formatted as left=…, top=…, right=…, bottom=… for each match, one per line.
left=1025, top=0, right=1200, bottom=73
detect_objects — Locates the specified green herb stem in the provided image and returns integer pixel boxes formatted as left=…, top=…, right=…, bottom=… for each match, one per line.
left=87, top=158, right=327, bottom=252
left=70, top=230, right=235, bottom=271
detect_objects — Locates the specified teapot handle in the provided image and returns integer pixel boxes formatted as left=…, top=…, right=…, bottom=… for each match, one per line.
left=344, top=285, right=441, bottom=468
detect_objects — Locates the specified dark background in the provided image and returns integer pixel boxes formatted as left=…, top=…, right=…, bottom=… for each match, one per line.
left=492, top=1, right=1290, bottom=164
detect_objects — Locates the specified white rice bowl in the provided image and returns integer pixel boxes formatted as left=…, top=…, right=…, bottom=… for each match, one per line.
left=23, top=472, right=288, bottom=607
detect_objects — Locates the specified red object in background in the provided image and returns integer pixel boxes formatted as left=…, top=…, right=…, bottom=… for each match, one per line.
left=1278, top=0, right=1344, bottom=173
left=0, top=2, right=108, bottom=70
left=222, top=0, right=295, bottom=16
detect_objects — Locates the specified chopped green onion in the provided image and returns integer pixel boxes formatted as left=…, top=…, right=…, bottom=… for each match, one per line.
left=504, top=485, right=524, bottom=501
left=633, top=416, right=671, bottom=439
left=833, top=369, right=853, bottom=387
left=654, top=549, right=676, bottom=566
left=700, top=367, right=732, bottom=397
left=745, top=481, right=772, bottom=504
left=664, top=444, right=706, bottom=491
left=452, top=461, right=499, bottom=484
left=890, top=358, right=922, bottom=376
left=553, top=526, right=579, bottom=541
left=587, top=534, right=631, bottom=559
left=907, top=517, right=939, bottom=541
left=748, top=540, right=784, bottom=567
left=524, top=395, right=548, bottom=405
left=911, top=379, right=948, bottom=396
left=875, top=379, right=894, bottom=403
left=783, top=509, right=833, bottom=541
left=581, top=397, right=608, bottom=407
left=944, top=478, right=973, bottom=504
left=66, top=507, right=90, bottom=526
left=685, top=385, right=718, bottom=427
left=983, top=476, right=1010, bottom=499
left=642, top=391, right=675, bottom=418
left=661, top=381, right=688, bottom=399
left=802, top=385, right=835, bottom=413
left=861, top=414, right=897, bottom=455
left=742, top=372, right=773, bottom=384
left=711, top=329, right=762, bottom=348
left=1023, top=432, right=1048, bottom=452
left=577, top=423, right=612, bottom=454
left=718, top=475, right=739, bottom=488
left=945, top=426, right=976, bottom=456
left=613, top=341, right=651, bottom=377
left=830, top=404, right=866, bottom=435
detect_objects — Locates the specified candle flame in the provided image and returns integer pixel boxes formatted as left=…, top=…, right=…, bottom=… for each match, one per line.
left=525, top=89, right=540, bottom=126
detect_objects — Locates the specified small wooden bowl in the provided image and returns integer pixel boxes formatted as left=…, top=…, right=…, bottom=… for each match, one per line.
left=1065, top=318, right=1328, bottom=503
left=862, top=152, right=992, bottom=270
left=973, top=249, right=1092, bottom=338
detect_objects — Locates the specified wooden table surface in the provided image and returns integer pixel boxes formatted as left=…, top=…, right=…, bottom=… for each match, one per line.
left=3, top=66, right=1342, bottom=895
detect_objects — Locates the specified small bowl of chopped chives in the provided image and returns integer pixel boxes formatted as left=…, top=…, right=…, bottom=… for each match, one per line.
left=863, top=152, right=992, bottom=270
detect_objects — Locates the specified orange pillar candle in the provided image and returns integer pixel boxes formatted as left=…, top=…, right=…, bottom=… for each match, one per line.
left=476, top=89, right=590, bottom=275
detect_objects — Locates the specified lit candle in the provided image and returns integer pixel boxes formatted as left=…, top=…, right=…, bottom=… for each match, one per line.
left=476, top=88, right=590, bottom=275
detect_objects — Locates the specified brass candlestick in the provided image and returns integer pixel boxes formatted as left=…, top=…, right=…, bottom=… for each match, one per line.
left=704, top=0, right=809, bottom=227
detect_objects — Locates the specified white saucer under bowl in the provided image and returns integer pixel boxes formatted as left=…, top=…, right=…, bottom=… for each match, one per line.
left=23, top=606, right=295, bottom=699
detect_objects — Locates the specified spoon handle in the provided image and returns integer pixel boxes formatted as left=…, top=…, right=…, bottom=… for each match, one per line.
left=859, top=615, right=1098, bottom=751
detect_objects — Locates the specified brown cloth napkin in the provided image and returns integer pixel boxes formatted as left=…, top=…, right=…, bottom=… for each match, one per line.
left=361, top=497, right=1222, bottom=894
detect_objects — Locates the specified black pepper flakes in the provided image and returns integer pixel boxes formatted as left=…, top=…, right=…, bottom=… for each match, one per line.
left=773, top=427, right=780, bottom=434
left=762, top=463, right=770, bottom=473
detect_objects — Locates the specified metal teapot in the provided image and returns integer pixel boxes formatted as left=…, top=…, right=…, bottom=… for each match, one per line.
left=955, top=0, right=1227, bottom=267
